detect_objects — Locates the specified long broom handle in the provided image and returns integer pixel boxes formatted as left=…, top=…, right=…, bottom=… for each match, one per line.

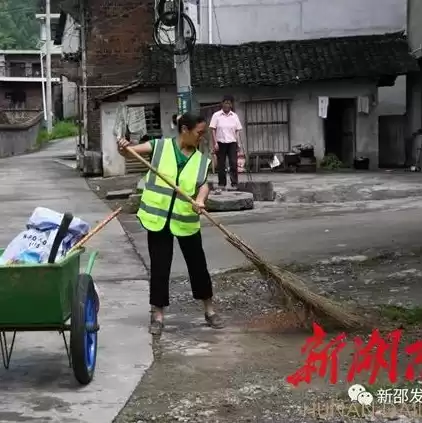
left=126, top=147, right=236, bottom=240
left=68, top=207, right=122, bottom=253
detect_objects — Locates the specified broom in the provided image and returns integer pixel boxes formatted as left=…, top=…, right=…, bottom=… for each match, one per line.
left=68, top=207, right=122, bottom=254
left=126, top=147, right=363, bottom=329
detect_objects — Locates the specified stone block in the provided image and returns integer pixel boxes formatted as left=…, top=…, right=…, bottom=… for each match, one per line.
left=237, top=181, right=275, bottom=201
left=206, top=191, right=254, bottom=212
left=105, top=189, right=133, bottom=200
left=80, top=150, right=102, bottom=176
left=208, top=181, right=274, bottom=201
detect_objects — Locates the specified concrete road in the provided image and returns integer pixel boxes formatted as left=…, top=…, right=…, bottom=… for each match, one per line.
left=0, top=139, right=152, bottom=423
left=121, top=197, right=422, bottom=276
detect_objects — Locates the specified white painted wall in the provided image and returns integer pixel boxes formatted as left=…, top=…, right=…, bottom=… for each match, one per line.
left=62, top=76, right=78, bottom=118
left=101, top=80, right=380, bottom=176
left=101, top=91, right=160, bottom=177
left=199, top=0, right=407, bottom=44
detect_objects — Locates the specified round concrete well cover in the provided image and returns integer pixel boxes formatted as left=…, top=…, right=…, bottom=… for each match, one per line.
left=206, top=191, right=254, bottom=212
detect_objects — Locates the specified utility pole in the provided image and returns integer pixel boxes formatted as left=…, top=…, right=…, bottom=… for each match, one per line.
left=175, top=0, right=192, bottom=115
left=80, top=0, right=88, bottom=150
left=45, top=0, right=53, bottom=133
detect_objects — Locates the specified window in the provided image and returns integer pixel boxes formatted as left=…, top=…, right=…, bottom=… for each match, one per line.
left=245, top=100, right=290, bottom=154
left=32, top=63, right=41, bottom=77
left=126, top=104, right=162, bottom=139
left=9, top=62, right=26, bottom=77
left=5, top=90, right=26, bottom=108
left=200, top=102, right=221, bottom=122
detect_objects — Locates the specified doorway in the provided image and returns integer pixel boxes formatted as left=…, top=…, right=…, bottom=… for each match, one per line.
left=324, top=98, right=356, bottom=167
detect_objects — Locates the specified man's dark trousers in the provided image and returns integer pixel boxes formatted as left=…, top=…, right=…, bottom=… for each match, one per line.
left=217, top=141, right=238, bottom=187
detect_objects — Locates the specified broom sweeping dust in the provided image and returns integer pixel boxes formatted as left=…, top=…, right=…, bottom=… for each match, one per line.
left=126, top=147, right=363, bottom=330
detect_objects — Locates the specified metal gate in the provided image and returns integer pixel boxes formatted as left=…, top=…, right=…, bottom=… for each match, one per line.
left=378, top=115, right=406, bottom=167
left=245, top=99, right=290, bottom=154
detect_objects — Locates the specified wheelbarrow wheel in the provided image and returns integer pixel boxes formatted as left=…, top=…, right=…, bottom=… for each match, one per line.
left=70, top=273, right=98, bottom=385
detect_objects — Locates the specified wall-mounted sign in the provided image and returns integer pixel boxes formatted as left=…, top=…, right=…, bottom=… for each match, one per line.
left=318, top=96, right=329, bottom=119
left=177, top=87, right=192, bottom=115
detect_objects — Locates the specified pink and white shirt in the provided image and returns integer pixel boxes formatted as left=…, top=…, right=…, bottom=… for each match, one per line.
left=209, top=110, right=242, bottom=144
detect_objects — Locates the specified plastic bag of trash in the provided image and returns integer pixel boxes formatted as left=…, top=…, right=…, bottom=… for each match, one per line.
left=0, top=207, right=90, bottom=265
left=0, top=228, right=51, bottom=264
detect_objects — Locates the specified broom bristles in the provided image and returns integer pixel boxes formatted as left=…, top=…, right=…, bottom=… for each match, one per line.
left=125, top=147, right=362, bottom=329
left=225, top=233, right=363, bottom=329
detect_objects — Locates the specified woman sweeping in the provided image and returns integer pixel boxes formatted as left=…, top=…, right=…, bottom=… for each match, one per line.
left=117, top=112, right=224, bottom=335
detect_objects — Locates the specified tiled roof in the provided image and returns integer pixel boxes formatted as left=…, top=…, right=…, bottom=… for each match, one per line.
left=99, top=31, right=418, bottom=100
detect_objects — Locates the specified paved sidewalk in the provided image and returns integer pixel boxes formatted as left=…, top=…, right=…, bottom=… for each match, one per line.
left=0, top=139, right=152, bottom=423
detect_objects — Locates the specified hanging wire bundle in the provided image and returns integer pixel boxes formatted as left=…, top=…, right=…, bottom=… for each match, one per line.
left=153, top=0, right=197, bottom=56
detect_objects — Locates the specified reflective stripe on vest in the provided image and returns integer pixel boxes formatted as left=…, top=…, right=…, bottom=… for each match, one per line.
left=137, top=138, right=210, bottom=236
left=143, top=138, right=210, bottom=203
left=138, top=201, right=199, bottom=223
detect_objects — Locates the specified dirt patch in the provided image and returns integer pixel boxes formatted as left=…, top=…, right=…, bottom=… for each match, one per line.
left=114, top=250, right=422, bottom=423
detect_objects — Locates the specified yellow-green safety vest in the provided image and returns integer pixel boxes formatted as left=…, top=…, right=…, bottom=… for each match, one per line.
left=137, top=138, right=211, bottom=237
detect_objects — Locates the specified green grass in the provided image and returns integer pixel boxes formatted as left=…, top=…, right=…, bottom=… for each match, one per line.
left=379, top=305, right=422, bottom=325
left=319, top=154, right=344, bottom=170
left=37, top=120, right=80, bottom=147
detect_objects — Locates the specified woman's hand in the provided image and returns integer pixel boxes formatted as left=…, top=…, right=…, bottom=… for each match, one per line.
left=117, top=138, right=131, bottom=151
left=192, top=200, right=205, bottom=214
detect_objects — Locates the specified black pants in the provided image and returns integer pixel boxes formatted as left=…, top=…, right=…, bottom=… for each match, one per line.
left=217, top=142, right=238, bottom=187
left=148, top=225, right=213, bottom=308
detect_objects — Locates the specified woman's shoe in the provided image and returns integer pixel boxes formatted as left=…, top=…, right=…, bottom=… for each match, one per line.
left=205, top=312, right=224, bottom=329
left=149, top=319, right=164, bottom=335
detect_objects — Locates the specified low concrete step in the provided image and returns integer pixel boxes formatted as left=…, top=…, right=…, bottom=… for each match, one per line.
left=105, top=189, right=133, bottom=200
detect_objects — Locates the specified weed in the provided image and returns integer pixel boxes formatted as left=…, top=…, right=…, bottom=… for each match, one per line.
left=320, top=154, right=344, bottom=170
left=37, top=119, right=80, bottom=146
left=379, top=305, right=422, bottom=325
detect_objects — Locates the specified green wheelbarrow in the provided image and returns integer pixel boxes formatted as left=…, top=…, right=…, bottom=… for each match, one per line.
left=0, top=212, right=100, bottom=385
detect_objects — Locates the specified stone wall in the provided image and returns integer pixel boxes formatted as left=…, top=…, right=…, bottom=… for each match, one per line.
left=0, top=111, right=43, bottom=157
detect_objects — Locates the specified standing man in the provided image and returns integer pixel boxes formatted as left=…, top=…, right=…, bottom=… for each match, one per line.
left=209, top=95, right=243, bottom=193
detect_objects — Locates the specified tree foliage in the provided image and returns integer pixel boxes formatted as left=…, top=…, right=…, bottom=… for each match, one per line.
left=0, top=0, right=40, bottom=49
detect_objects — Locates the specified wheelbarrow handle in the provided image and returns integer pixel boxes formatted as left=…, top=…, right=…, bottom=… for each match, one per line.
left=48, top=212, right=73, bottom=263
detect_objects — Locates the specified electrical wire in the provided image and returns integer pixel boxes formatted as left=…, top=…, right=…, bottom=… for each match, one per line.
left=153, top=12, right=196, bottom=56
left=153, top=0, right=196, bottom=57
left=212, top=5, right=222, bottom=45
left=156, top=0, right=181, bottom=26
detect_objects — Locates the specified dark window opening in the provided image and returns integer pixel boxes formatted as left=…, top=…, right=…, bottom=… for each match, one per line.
left=9, top=62, right=26, bottom=77
left=5, top=89, right=27, bottom=108
left=32, top=63, right=41, bottom=77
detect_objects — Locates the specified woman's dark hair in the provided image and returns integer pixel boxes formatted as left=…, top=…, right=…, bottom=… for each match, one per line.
left=222, top=95, right=234, bottom=103
left=177, top=112, right=206, bottom=133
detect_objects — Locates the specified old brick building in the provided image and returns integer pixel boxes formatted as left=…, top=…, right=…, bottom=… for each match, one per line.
left=0, top=50, right=65, bottom=115
left=53, top=0, right=155, bottom=175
